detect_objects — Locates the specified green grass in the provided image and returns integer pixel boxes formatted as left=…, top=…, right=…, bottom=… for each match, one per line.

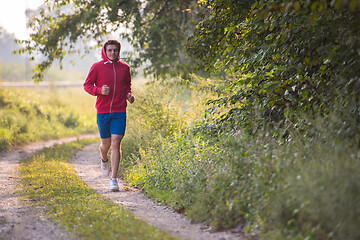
left=0, top=87, right=97, bottom=151
left=18, top=139, right=179, bottom=240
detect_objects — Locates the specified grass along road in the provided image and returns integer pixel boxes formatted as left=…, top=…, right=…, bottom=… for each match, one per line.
left=0, top=136, right=94, bottom=239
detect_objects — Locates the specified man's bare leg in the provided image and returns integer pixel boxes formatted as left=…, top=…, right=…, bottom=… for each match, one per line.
left=110, top=134, right=123, bottom=179
left=99, top=137, right=111, bottom=161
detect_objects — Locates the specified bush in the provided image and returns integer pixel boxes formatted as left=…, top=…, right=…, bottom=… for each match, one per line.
left=122, top=79, right=360, bottom=239
left=121, top=78, right=208, bottom=170
left=265, top=121, right=360, bottom=240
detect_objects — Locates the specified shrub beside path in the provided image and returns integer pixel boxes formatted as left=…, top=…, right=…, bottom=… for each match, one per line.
left=72, top=143, right=245, bottom=240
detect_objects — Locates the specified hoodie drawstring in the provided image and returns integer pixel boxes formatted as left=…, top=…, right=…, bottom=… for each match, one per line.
left=104, top=59, right=113, bottom=64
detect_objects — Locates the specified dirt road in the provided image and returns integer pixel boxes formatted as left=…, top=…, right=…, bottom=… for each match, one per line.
left=0, top=138, right=245, bottom=240
left=0, top=137, right=88, bottom=240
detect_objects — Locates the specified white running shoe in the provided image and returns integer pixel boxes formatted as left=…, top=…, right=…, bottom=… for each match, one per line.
left=109, top=178, right=119, bottom=191
left=101, top=159, right=110, bottom=176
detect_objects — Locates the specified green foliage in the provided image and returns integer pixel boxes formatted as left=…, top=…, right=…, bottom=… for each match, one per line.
left=124, top=102, right=360, bottom=239
left=130, top=0, right=200, bottom=78
left=125, top=132, right=278, bottom=229
left=121, top=79, right=273, bottom=230
left=118, top=78, right=360, bottom=239
left=16, top=0, right=201, bottom=80
left=120, top=78, right=208, bottom=171
left=265, top=121, right=360, bottom=240
left=0, top=87, right=97, bottom=152
left=187, top=0, right=360, bottom=140
left=18, top=140, right=179, bottom=240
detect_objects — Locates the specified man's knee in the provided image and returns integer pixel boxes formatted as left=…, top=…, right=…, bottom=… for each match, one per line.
left=100, top=138, right=111, bottom=150
left=111, top=135, right=123, bottom=148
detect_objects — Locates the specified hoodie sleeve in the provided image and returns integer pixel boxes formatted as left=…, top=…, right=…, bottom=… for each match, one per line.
left=124, top=66, right=131, bottom=95
left=84, top=64, right=102, bottom=96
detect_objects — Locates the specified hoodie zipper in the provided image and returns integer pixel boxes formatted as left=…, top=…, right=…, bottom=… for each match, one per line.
left=109, top=63, right=116, bottom=113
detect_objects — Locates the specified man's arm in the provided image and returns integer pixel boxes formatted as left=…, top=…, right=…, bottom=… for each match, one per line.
left=84, top=64, right=102, bottom=96
left=125, top=67, right=134, bottom=103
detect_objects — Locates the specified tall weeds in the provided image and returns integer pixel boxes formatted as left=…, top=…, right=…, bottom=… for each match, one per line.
left=122, top=78, right=360, bottom=239
left=265, top=118, right=360, bottom=239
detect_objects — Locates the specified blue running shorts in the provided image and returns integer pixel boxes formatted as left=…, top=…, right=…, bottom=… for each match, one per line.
left=97, top=112, right=126, bottom=139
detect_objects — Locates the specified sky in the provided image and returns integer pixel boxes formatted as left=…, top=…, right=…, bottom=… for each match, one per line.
left=0, top=0, right=44, bottom=39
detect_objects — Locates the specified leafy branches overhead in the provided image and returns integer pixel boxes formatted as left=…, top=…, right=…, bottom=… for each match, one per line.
left=15, top=0, right=360, bottom=140
left=188, top=0, right=360, bottom=138
left=16, top=0, right=199, bottom=80
left=132, top=0, right=200, bottom=78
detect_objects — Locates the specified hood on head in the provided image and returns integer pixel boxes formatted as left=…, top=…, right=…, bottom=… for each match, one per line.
left=101, top=40, right=121, bottom=62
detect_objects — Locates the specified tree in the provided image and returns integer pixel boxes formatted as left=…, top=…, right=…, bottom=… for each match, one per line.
left=188, top=0, right=360, bottom=139
left=16, top=0, right=200, bottom=80
left=16, top=0, right=360, bottom=141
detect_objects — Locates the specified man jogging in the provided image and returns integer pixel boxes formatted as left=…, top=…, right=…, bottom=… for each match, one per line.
left=84, top=39, right=134, bottom=191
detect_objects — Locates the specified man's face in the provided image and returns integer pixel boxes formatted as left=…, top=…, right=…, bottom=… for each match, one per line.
left=106, top=44, right=119, bottom=61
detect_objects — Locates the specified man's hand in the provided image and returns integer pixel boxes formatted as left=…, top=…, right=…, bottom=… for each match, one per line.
left=126, top=93, right=135, bottom=104
left=101, top=85, right=110, bottom=95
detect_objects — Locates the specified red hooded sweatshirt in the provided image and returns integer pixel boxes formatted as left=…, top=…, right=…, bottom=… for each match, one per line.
left=84, top=41, right=131, bottom=114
